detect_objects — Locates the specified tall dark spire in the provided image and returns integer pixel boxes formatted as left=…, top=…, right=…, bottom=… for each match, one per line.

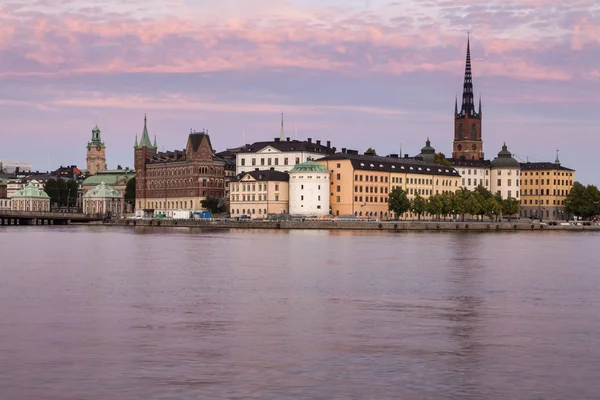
left=460, top=36, right=475, bottom=116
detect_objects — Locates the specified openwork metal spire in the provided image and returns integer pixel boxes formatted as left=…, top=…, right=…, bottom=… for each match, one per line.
left=460, top=37, right=475, bottom=116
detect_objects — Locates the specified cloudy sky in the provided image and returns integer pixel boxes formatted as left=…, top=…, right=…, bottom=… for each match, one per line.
left=1, top=0, right=598, bottom=184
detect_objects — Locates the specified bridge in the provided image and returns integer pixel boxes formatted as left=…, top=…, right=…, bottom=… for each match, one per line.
left=0, top=210, right=104, bottom=226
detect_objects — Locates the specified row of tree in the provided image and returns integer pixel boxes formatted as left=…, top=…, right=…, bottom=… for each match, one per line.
left=564, top=182, right=600, bottom=219
left=43, top=179, right=79, bottom=208
left=388, top=186, right=520, bottom=221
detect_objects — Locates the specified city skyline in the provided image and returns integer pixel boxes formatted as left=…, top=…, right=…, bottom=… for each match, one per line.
left=1, top=0, right=598, bottom=185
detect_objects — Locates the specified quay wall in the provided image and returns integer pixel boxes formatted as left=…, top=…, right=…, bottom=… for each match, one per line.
left=112, top=219, right=600, bottom=232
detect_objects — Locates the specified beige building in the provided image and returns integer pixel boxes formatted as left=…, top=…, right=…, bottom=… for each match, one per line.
left=230, top=170, right=289, bottom=219
left=9, top=183, right=50, bottom=212
left=520, top=156, right=575, bottom=220
left=83, top=182, right=125, bottom=217
left=317, top=151, right=461, bottom=219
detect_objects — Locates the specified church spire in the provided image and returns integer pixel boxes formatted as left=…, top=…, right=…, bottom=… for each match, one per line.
left=138, top=114, right=155, bottom=148
left=134, top=134, right=138, bottom=147
left=460, top=36, right=475, bottom=116
left=455, top=96, right=458, bottom=114
left=555, top=149, right=560, bottom=165
left=478, top=95, right=482, bottom=115
left=280, top=111, right=284, bottom=140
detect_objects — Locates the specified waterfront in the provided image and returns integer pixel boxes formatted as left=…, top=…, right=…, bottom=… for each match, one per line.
left=1, top=227, right=599, bottom=399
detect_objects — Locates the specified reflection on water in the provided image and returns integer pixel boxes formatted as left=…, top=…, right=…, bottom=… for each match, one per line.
left=1, top=226, right=599, bottom=399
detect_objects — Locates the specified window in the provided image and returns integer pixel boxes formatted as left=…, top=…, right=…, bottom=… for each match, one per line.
left=295, top=157, right=300, bottom=164
left=261, top=158, right=265, bottom=166
left=301, top=195, right=304, bottom=201
left=337, top=163, right=341, bottom=168
left=252, top=158, right=256, bottom=166
left=508, top=179, right=512, bottom=187
left=275, top=194, right=279, bottom=201
left=301, top=185, right=304, bottom=190
left=275, top=184, right=279, bottom=191
left=336, top=196, right=340, bottom=203
left=284, top=158, right=288, bottom=165
left=275, top=158, right=279, bottom=165
left=497, top=179, right=501, bottom=187
left=241, top=159, right=246, bottom=166
left=268, top=158, right=272, bottom=166
left=336, top=186, right=340, bottom=192
left=336, top=173, right=341, bottom=180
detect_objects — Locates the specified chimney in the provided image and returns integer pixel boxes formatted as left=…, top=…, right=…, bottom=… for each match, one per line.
left=286, top=137, right=290, bottom=142
left=341, top=148, right=347, bottom=154
left=316, top=140, right=321, bottom=146
left=389, top=154, right=398, bottom=158
left=326, top=141, right=331, bottom=148
left=404, top=154, right=409, bottom=158
left=275, top=138, right=280, bottom=142
left=307, top=138, right=312, bottom=143
left=332, top=147, right=337, bottom=152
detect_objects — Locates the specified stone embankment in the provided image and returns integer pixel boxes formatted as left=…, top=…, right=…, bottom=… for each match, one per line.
left=113, top=219, right=600, bottom=231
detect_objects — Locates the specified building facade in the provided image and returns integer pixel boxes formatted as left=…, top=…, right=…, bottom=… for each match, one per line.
left=134, top=116, right=226, bottom=217
left=236, top=137, right=336, bottom=174
left=86, top=125, right=107, bottom=175
left=317, top=151, right=461, bottom=219
left=229, top=170, right=289, bottom=219
left=9, top=183, right=50, bottom=212
left=289, top=161, right=331, bottom=217
left=490, top=144, right=520, bottom=200
left=452, top=38, right=484, bottom=161
left=520, top=156, right=574, bottom=220
left=0, top=160, right=32, bottom=174
left=83, top=182, right=124, bottom=217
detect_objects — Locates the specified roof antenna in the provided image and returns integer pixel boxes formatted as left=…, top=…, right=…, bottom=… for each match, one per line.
left=295, top=124, right=298, bottom=140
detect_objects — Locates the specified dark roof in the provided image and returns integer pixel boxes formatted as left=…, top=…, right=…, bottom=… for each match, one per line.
left=147, top=150, right=187, bottom=164
left=189, top=132, right=212, bottom=152
left=231, top=170, right=290, bottom=183
left=449, top=158, right=491, bottom=168
left=519, top=162, right=574, bottom=172
left=319, top=153, right=460, bottom=177
left=240, top=138, right=335, bottom=155
left=213, top=154, right=236, bottom=170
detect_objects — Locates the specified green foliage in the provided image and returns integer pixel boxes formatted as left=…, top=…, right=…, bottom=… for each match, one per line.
left=66, top=180, right=78, bottom=207
left=388, top=187, right=410, bottom=219
left=502, top=197, right=520, bottom=219
left=410, top=194, right=427, bottom=220
left=365, top=147, right=377, bottom=156
left=44, top=178, right=75, bottom=207
left=124, top=177, right=136, bottom=207
left=433, top=152, right=453, bottom=167
left=565, top=182, right=600, bottom=219
left=440, top=191, right=455, bottom=220
left=201, top=196, right=226, bottom=214
left=426, top=194, right=443, bottom=218
left=485, top=197, right=502, bottom=221
left=44, top=179, right=58, bottom=205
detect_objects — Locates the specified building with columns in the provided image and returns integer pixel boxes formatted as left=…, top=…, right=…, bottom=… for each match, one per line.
left=9, top=183, right=50, bottom=212
left=83, top=182, right=124, bottom=217
left=134, top=116, right=226, bottom=217
left=86, top=125, right=107, bottom=175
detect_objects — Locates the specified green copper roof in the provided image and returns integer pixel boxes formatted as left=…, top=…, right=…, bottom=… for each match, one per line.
left=491, top=143, right=520, bottom=168
left=137, top=115, right=156, bottom=148
left=289, top=160, right=329, bottom=173
left=87, top=125, right=105, bottom=148
left=83, top=182, right=123, bottom=199
left=10, top=183, right=50, bottom=199
left=82, top=170, right=135, bottom=186
left=420, top=138, right=435, bottom=154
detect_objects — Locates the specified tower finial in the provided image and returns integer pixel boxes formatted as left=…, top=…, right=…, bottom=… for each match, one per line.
left=455, top=95, right=458, bottom=114
left=135, top=134, right=138, bottom=148
left=153, top=135, right=157, bottom=148
left=555, top=149, right=560, bottom=165
left=280, top=111, right=284, bottom=140
left=478, top=95, right=482, bottom=115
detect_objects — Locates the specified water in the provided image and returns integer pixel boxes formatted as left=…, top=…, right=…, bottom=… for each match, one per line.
left=1, top=226, right=599, bottom=399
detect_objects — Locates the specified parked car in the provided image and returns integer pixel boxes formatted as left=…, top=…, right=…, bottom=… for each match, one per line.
left=238, top=214, right=251, bottom=221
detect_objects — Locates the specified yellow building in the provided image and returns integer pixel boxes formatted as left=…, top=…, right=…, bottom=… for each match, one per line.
left=317, top=151, right=461, bottom=219
left=229, top=170, right=289, bottom=219
left=520, top=158, right=575, bottom=220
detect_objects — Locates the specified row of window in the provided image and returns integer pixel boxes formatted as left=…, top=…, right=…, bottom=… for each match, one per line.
left=240, top=157, right=301, bottom=167
left=147, top=178, right=224, bottom=189
left=522, top=179, right=573, bottom=186
left=354, top=186, right=390, bottom=194
left=522, top=171, right=573, bottom=177
left=145, top=200, right=195, bottom=209
left=354, top=174, right=389, bottom=183
left=522, top=189, right=569, bottom=196
left=231, top=183, right=281, bottom=192
left=521, top=199, right=565, bottom=205
left=147, top=166, right=223, bottom=177
left=232, top=208, right=269, bottom=215
left=232, top=194, right=281, bottom=202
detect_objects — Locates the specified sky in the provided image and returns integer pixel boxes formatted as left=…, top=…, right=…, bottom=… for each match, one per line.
left=0, top=0, right=599, bottom=185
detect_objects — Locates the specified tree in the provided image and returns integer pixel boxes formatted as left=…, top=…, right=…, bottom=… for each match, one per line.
left=433, top=152, right=453, bottom=167
left=502, top=197, right=520, bottom=220
left=426, top=193, right=443, bottom=220
left=411, top=194, right=427, bottom=221
left=388, top=187, right=410, bottom=220
left=473, top=185, right=492, bottom=220
left=440, top=191, right=455, bottom=221
left=56, top=178, right=69, bottom=207
left=201, top=196, right=225, bottom=214
left=365, top=147, right=377, bottom=156
left=66, top=180, right=78, bottom=208
left=453, top=188, right=469, bottom=221
left=485, top=197, right=502, bottom=221
left=44, top=179, right=59, bottom=206
left=566, top=183, right=600, bottom=219
left=124, top=177, right=136, bottom=208
left=465, top=191, right=483, bottom=221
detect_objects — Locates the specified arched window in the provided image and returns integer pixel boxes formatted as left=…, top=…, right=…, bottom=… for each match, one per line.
left=458, top=123, right=464, bottom=140
left=471, top=124, right=477, bottom=140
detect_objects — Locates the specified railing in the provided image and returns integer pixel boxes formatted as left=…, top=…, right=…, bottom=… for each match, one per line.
left=0, top=210, right=102, bottom=220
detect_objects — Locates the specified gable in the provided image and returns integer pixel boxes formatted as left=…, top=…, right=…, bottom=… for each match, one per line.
left=255, top=146, right=282, bottom=154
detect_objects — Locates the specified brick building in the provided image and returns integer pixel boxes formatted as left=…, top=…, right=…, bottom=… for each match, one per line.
left=134, top=116, right=226, bottom=217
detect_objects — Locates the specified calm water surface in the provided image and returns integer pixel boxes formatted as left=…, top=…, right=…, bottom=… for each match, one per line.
left=1, top=226, right=599, bottom=399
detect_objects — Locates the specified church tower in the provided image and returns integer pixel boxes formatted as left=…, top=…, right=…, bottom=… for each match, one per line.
left=134, top=115, right=157, bottom=211
left=452, top=37, right=484, bottom=160
left=86, top=125, right=107, bottom=174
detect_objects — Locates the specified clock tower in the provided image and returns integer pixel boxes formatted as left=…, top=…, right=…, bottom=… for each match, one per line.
left=86, top=125, right=107, bottom=175
left=452, top=37, right=484, bottom=160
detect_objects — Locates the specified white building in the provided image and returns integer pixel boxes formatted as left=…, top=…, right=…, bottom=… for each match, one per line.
left=288, top=161, right=331, bottom=217
left=490, top=143, right=520, bottom=200
left=0, top=198, right=11, bottom=210
left=83, top=182, right=124, bottom=217
left=0, top=160, right=32, bottom=174
left=451, top=160, right=491, bottom=192
left=9, top=183, right=50, bottom=212
left=236, top=137, right=336, bottom=174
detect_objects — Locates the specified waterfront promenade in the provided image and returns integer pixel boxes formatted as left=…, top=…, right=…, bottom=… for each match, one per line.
left=112, top=218, right=600, bottom=231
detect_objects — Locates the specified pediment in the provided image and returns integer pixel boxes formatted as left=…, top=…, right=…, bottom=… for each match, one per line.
left=255, top=146, right=282, bottom=154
